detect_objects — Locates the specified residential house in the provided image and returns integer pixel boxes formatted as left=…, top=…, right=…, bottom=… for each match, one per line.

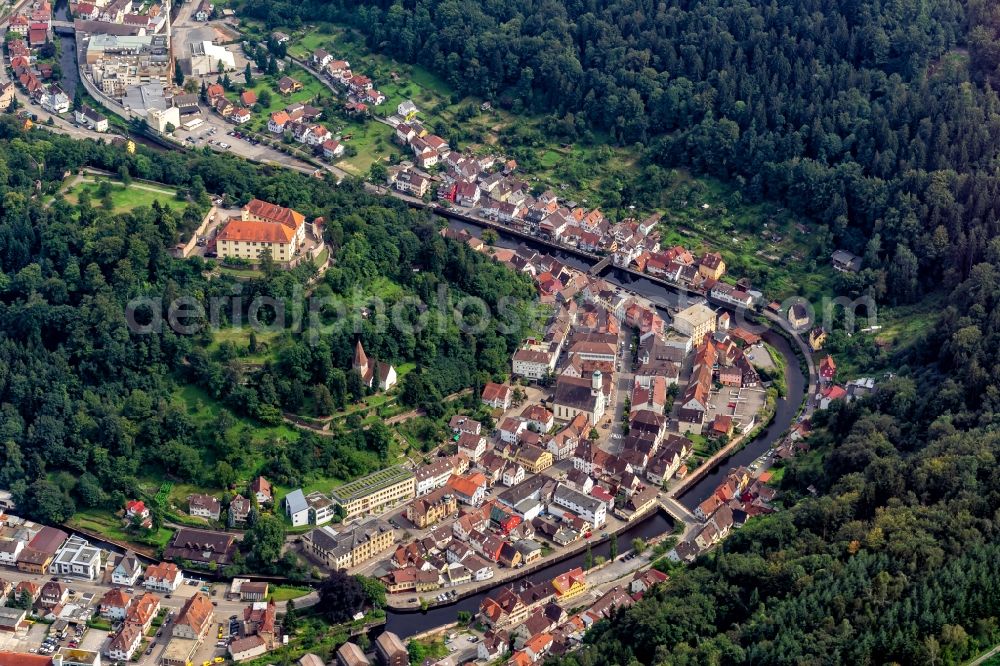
left=228, top=495, right=251, bottom=527
left=390, top=168, right=429, bottom=197
left=629, top=568, right=668, bottom=595
left=268, top=111, right=290, bottom=133
left=251, top=477, right=272, bottom=505
left=230, top=107, right=252, bottom=124
left=396, top=100, right=417, bottom=120
left=698, top=252, right=726, bottom=280
left=187, top=494, right=220, bottom=521
left=285, top=489, right=309, bottom=527
left=375, top=632, right=408, bottom=666
left=0, top=539, right=24, bottom=566
left=39, top=581, right=67, bottom=608
left=454, top=432, right=485, bottom=462
left=74, top=105, right=108, bottom=132
left=446, top=473, right=487, bottom=507
left=323, top=139, right=344, bottom=160
left=482, top=382, right=513, bottom=410
left=478, top=631, right=509, bottom=662
left=109, top=550, right=142, bottom=586
left=99, top=588, right=131, bottom=621
left=820, top=355, right=836, bottom=383
left=126, top=592, right=161, bottom=633
left=277, top=76, right=302, bottom=94
left=787, top=302, right=810, bottom=329
left=173, top=592, right=213, bottom=640
left=521, top=405, right=554, bottom=432
left=305, top=492, right=336, bottom=526
left=144, top=562, right=183, bottom=592
left=831, top=249, right=862, bottom=272
left=108, top=623, right=142, bottom=661
left=311, top=49, right=333, bottom=68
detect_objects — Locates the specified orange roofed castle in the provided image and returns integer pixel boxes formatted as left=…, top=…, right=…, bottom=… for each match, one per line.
left=216, top=199, right=320, bottom=266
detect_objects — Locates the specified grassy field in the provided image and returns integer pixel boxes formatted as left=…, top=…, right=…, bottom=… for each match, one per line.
left=267, top=585, right=311, bottom=602
left=206, top=326, right=284, bottom=364
left=62, top=178, right=181, bottom=214
left=68, top=508, right=174, bottom=549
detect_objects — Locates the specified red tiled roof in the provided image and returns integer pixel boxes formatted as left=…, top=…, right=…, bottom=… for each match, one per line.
left=244, top=199, right=304, bottom=229
left=218, top=218, right=296, bottom=244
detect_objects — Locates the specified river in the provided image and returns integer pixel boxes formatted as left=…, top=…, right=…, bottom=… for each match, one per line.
left=384, top=512, right=673, bottom=637
left=675, top=329, right=803, bottom=509
left=53, top=0, right=79, bottom=99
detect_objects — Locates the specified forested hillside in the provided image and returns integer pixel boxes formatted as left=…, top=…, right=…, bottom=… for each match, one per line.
left=243, top=0, right=1000, bottom=306
left=0, top=118, right=533, bottom=524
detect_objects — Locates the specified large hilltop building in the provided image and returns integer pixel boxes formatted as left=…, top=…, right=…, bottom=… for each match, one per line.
left=216, top=199, right=316, bottom=265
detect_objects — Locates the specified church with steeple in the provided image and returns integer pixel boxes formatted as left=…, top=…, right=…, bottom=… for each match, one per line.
left=352, top=340, right=398, bottom=391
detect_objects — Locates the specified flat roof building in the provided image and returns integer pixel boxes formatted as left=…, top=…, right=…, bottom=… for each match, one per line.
left=329, top=466, right=415, bottom=519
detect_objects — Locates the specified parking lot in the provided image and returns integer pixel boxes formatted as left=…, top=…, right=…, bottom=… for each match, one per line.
left=0, top=621, right=47, bottom=653
left=707, top=384, right=766, bottom=428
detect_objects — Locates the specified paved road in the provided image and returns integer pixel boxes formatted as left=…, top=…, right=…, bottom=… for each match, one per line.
left=968, top=644, right=1000, bottom=666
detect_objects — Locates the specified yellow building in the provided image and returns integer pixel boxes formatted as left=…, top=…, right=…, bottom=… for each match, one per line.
left=516, top=445, right=553, bottom=474
left=405, top=487, right=458, bottom=529
left=216, top=199, right=307, bottom=265
left=671, top=303, right=717, bottom=344
left=698, top=252, right=726, bottom=280
left=302, top=520, right=394, bottom=570
left=551, top=567, right=588, bottom=601
left=329, top=465, right=415, bottom=519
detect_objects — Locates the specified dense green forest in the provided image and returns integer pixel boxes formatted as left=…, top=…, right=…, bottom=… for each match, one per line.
left=242, top=0, right=1000, bottom=306
left=0, top=118, right=533, bottom=525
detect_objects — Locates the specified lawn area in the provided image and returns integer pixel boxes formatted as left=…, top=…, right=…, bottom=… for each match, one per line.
left=267, top=585, right=311, bottom=602
left=206, top=326, right=284, bottom=364
left=273, top=475, right=344, bottom=506
left=68, top=508, right=173, bottom=549
left=219, top=265, right=265, bottom=279
left=313, top=246, right=329, bottom=267
left=62, top=178, right=181, bottom=214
